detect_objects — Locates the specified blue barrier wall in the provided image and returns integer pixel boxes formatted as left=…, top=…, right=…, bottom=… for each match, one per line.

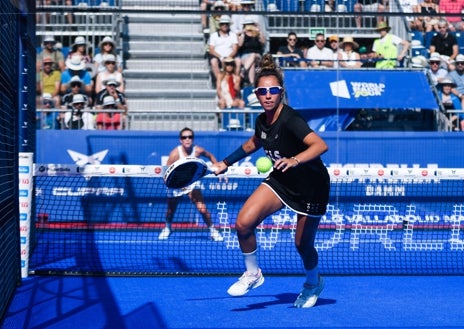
left=37, top=131, right=464, bottom=168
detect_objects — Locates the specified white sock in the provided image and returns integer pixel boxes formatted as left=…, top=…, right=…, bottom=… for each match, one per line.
left=243, top=250, right=259, bottom=275
left=305, top=266, right=319, bottom=286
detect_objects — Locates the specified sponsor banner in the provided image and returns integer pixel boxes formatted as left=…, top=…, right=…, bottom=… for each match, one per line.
left=19, top=152, right=33, bottom=278
left=284, top=70, right=438, bottom=110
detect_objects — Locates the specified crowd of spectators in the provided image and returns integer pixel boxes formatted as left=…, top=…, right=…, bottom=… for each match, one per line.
left=36, top=34, right=127, bottom=130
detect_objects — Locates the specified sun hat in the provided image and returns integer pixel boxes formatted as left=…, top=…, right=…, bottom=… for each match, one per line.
left=428, top=52, right=442, bottom=63
left=65, top=54, right=86, bottom=71
left=73, top=36, right=87, bottom=47
left=219, top=15, right=231, bottom=24
left=103, top=96, right=116, bottom=106
left=99, top=36, right=115, bottom=48
left=43, top=35, right=56, bottom=44
left=70, top=75, right=83, bottom=85
left=72, top=94, right=86, bottom=104
left=328, top=35, right=338, bottom=43
left=375, top=22, right=391, bottom=31
left=103, top=54, right=116, bottom=63
left=410, top=55, right=427, bottom=68
left=438, top=78, right=457, bottom=87
left=103, top=76, right=121, bottom=86
left=42, top=56, right=54, bottom=64
left=340, top=36, right=359, bottom=49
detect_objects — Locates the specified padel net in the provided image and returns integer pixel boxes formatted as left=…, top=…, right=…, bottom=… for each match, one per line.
left=23, top=163, right=464, bottom=276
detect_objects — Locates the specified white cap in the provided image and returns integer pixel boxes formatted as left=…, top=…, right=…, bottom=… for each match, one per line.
left=72, top=94, right=86, bottom=104
left=103, top=95, right=116, bottom=106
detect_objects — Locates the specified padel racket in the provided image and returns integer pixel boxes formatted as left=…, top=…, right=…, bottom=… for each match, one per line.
left=164, top=157, right=216, bottom=189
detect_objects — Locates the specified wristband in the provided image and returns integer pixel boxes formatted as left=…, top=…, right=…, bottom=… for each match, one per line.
left=223, top=146, right=247, bottom=167
left=291, top=156, right=300, bottom=165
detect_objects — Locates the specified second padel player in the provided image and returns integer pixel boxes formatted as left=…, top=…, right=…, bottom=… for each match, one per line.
left=214, top=54, right=330, bottom=308
left=159, top=127, right=224, bottom=242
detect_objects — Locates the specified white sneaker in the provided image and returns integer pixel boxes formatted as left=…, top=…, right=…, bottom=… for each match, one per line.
left=227, top=269, right=264, bottom=296
left=294, top=277, right=325, bottom=308
left=158, top=227, right=171, bottom=240
left=210, top=228, right=224, bottom=242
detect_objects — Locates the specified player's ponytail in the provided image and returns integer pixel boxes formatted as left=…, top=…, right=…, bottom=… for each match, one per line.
left=254, top=53, right=284, bottom=87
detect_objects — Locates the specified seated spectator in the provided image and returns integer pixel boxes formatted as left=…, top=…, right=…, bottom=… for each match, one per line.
left=36, top=35, right=65, bottom=72
left=61, top=76, right=89, bottom=110
left=354, top=0, right=386, bottom=29
left=60, top=54, right=94, bottom=101
left=96, top=96, right=123, bottom=130
left=237, top=17, right=265, bottom=85
left=327, top=35, right=340, bottom=69
left=304, top=33, right=334, bottom=68
left=37, top=56, right=61, bottom=108
left=208, top=15, right=240, bottom=86
left=207, top=1, right=227, bottom=35
left=338, top=37, right=362, bottom=68
left=413, top=0, right=440, bottom=32
left=36, top=93, right=61, bottom=130
left=359, top=46, right=376, bottom=68
left=429, top=20, right=459, bottom=66
left=372, top=22, right=409, bottom=69
left=439, top=0, right=464, bottom=32
left=63, top=94, right=95, bottom=130
left=276, top=32, right=307, bottom=68
left=93, top=36, right=123, bottom=75
left=447, top=54, right=464, bottom=106
left=94, top=77, right=128, bottom=115
left=437, top=78, right=464, bottom=130
left=216, top=57, right=245, bottom=109
left=427, top=52, right=448, bottom=85
left=67, top=36, right=93, bottom=77
left=94, top=55, right=124, bottom=94
left=200, top=0, right=217, bottom=32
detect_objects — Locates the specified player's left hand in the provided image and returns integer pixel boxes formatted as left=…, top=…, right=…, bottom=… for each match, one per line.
left=274, top=157, right=298, bottom=172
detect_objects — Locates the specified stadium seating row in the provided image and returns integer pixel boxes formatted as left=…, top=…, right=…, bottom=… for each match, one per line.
left=411, top=30, right=464, bottom=58
left=72, top=0, right=117, bottom=6
left=264, top=0, right=355, bottom=12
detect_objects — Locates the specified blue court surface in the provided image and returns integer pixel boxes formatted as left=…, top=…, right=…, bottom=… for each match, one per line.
left=2, top=275, right=464, bottom=329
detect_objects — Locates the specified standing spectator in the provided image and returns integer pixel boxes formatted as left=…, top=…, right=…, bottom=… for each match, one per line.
left=96, top=96, right=123, bottom=130
left=94, top=55, right=125, bottom=94
left=37, top=56, right=61, bottom=108
left=327, top=35, right=340, bottom=69
left=304, top=33, right=334, bottom=68
left=372, top=22, right=410, bottom=69
left=216, top=57, right=245, bottom=109
left=238, top=18, right=265, bottom=85
left=36, top=35, right=65, bottom=72
left=63, top=94, right=95, bottom=130
left=93, top=36, right=123, bottom=75
left=36, top=93, right=61, bottom=130
left=338, top=37, right=362, bottom=68
left=429, top=20, right=459, bottom=65
left=276, top=32, right=307, bottom=68
left=354, top=0, right=387, bottom=29
left=437, top=78, right=464, bottom=130
left=60, top=54, right=94, bottom=101
left=439, top=0, right=464, bottom=32
left=209, top=15, right=240, bottom=86
left=427, top=53, right=448, bottom=86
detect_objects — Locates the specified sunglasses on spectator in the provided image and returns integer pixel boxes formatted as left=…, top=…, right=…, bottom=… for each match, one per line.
left=71, top=83, right=81, bottom=87
left=315, top=40, right=325, bottom=43
left=102, top=43, right=113, bottom=46
left=254, top=86, right=283, bottom=95
left=457, top=62, right=464, bottom=65
left=181, top=135, right=193, bottom=140
left=288, top=38, right=297, bottom=41
left=106, top=61, right=116, bottom=65
left=430, top=61, right=440, bottom=65
left=43, top=62, right=52, bottom=66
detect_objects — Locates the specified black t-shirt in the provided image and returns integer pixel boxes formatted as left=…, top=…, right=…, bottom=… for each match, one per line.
left=277, top=45, right=305, bottom=67
left=431, top=33, right=458, bottom=57
left=254, top=104, right=330, bottom=211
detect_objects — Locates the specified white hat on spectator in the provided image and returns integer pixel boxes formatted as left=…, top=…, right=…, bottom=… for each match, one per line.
left=99, top=36, right=116, bottom=48
left=219, top=15, right=231, bottom=24
left=438, top=78, right=457, bottom=88
left=242, top=16, right=256, bottom=26
left=103, top=96, right=116, bottom=107
left=267, top=3, right=278, bottom=11
left=410, top=55, right=427, bottom=68
left=240, top=0, right=255, bottom=4
left=103, top=54, right=116, bottom=63
left=455, top=54, right=464, bottom=63
left=73, top=36, right=87, bottom=47
left=43, top=35, right=55, bottom=43
left=70, top=75, right=83, bottom=85
left=66, top=54, right=86, bottom=70
left=72, top=94, right=86, bottom=104
left=103, top=75, right=121, bottom=87
left=213, top=1, right=226, bottom=9
left=428, top=52, right=442, bottom=63
left=42, top=93, right=52, bottom=100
